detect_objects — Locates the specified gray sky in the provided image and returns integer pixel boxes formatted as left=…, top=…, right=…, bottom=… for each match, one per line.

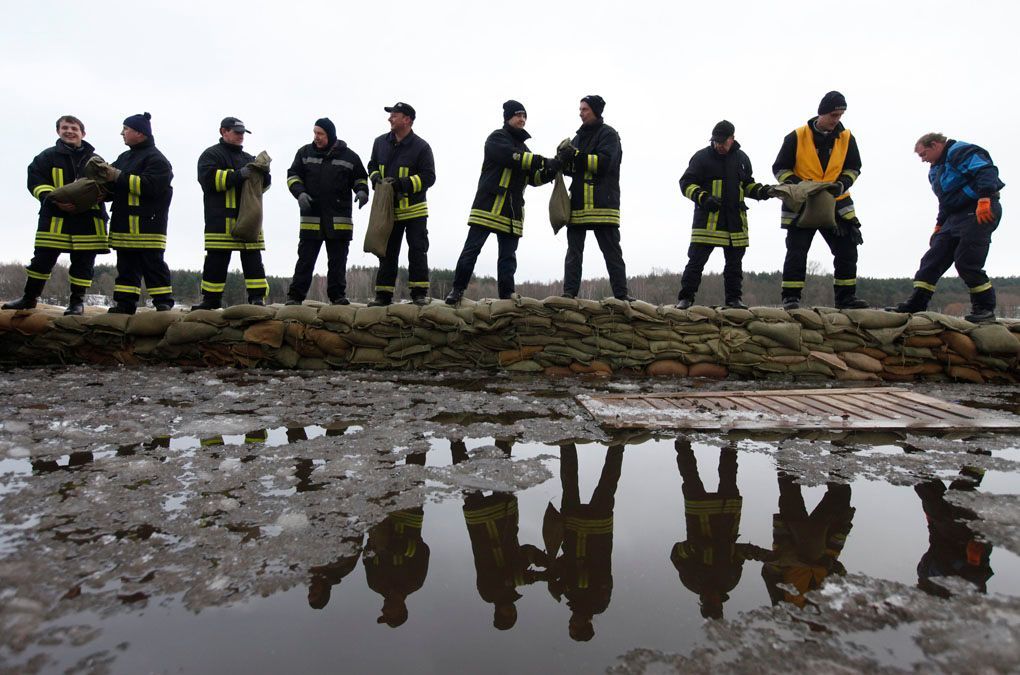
left=3, top=0, right=1015, bottom=287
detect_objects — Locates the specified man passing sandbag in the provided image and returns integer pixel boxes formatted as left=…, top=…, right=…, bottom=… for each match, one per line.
left=192, top=117, right=272, bottom=310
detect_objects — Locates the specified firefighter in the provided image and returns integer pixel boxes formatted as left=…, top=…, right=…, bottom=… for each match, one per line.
left=285, top=118, right=368, bottom=306
left=675, top=121, right=775, bottom=310
left=670, top=439, right=771, bottom=619
left=546, top=443, right=624, bottom=641
left=445, top=100, right=560, bottom=304
left=888, top=133, right=1005, bottom=322
left=555, top=95, right=634, bottom=302
left=4, top=115, right=109, bottom=315
left=307, top=536, right=364, bottom=609
left=101, top=113, right=175, bottom=314
left=773, top=91, right=868, bottom=310
left=367, top=102, right=436, bottom=306
left=451, top=439, right=547, bottom=629
left=761, top=473, right=855, bottom=608
left=192, top=117, right=271, bottom=310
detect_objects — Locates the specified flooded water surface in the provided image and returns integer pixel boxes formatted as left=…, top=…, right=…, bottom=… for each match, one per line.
left=1, top=368, right=1019, bottom=674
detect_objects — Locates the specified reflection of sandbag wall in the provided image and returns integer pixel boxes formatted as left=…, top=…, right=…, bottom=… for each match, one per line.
left=1, top=298, right=1019, bottom=382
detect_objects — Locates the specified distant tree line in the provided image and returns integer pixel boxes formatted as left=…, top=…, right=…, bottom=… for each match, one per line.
left=1, top=261, right=1018, bottom=317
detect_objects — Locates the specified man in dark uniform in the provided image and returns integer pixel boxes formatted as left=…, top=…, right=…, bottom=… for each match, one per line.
left=675, top=121, right=774, bottom=309
left=192, top=117, right=271, bottom=310
left=888, top=133, right=1004, bottom=322
left=445, top=100, right=559, bottom=304
left=307, top=535, right=364, bottom=610
left=285, top=118, right=368, bottom=306
left=773, top=91, right=867, bottom=310
left=102, top=113, right=175, bottom=314
left=367, top=102, right=436, bottom=306
left=556, top=95, right=634, bottom=301
left=4, top=115, right=109, bottom=315
left=670, top=438, right=771, bottom=619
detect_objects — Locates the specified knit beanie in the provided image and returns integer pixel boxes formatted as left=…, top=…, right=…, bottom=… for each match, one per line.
left=503, top=99, right=526, bottom=122
left=581, top=94, right=606, bottom=118
left=123, top=112, right=152, bottom=136
left=818, top=91, right=847, bottom=115
left=314, top=117, right=337, bottom=145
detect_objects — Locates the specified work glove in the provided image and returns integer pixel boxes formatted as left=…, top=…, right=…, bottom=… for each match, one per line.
left=764, top=185, right=780, bottom=199
left=543, top=157, right=562, bottom=175
left=102, top=165, right=122, bottom=183
left=700, top=194, right=722, bottom=212
left=355, top=191, right=368, bottom=209
left=297, top=192, right=314, bottom=210
left=370, top=173, right=381, bottom=187
left=975, top=197, right=994, bottom=224
left=556, top=145, right=577, bottom=164
left=383, top=176, right=400, bottom=192
left=237, top=166, right=252, bottom=181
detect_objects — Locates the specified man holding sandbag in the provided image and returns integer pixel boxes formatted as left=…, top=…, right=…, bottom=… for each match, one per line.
left=4, top=116, right=109, bottom=315
left=445, top=100, right=560, bottom=305
left=285, top=118, right=368, bottom=306
left=193, top=117, right=271, bottom=310
left=773, top=91, right=867, bottom=310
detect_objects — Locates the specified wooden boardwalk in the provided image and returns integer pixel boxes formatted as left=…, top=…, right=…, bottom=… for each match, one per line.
left=579, top=388, right=1020, bottom=431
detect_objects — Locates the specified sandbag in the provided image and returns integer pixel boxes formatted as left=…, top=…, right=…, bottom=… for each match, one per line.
left=772, top=181, right=842, bottom=229
left=126, top=311, right=182, bottom=337
left=364, top=182, right=395, bottom=257
left=968, top=324, right=1020, bottom=355
left=46, top=179, right=108, bottom=214
left=164, top=321, right=219, bottom=345
left=232, top=151, right=271, bottom=242
left=243, top=320, right=285, bottom=348
left=549, top=172, right=570, bottom=233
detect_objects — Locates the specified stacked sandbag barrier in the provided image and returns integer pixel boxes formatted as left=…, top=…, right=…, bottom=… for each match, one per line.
left=1, top=299, right=1018, bottom=382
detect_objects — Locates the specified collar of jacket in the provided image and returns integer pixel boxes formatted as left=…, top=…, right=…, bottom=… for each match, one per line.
left=808, top=116, right=845, bottom=138
left=218, top=138, right=244, bottom=153
left=311, top=139, right=348, bottom=157
left=130, top=137, right=155, bottom=151
left=54, top=139, right=93, bottom=155
left=387, top=130, right=416, bottom=147
left=504, top=124, right=531, bottom=142
left=938, top=139, right=957, bottom=166
left=707, top=140, right=742, bottom=156
left=576, top=119, right=605, bottom=136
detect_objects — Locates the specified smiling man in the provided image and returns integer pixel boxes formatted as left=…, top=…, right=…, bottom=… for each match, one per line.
left=3, top=116, right=110, bottom=315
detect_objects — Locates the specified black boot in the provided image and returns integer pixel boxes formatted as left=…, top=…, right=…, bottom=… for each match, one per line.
left=834, top=287, right=869, bottom=310
left=724, top=298, right=748, bottom=310
left=885, top=288, right=932, bottom=314
left=781, top=296, right=800, bottom=310
left=191, top=294, right=222, bottom=311
left=107, top=302, right=136, bottom=315
left=675, top=298, right=694, bottom=310
left=247, top=296, right=266, bottom=306
left=444, top=288, right=464, bottom=306
left=966, top=287, right=996, bottom=323
left=64, top=293, right=85, bottom=316
left=2, top=277, right=46, bottom=310
left=410, top=292, right=430, bottom=306
left=330, top=296, right=350, bottom=306
left=367, top=292, right=392, bottom=307
left=965, top=308, right=996, bottom=323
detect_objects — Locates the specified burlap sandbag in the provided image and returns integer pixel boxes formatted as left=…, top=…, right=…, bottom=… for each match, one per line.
left=243, top=320, right=286, bottom=348
left=46, top=179, right=108, bottom=214
left=773, top=181, right=842, bottom=229
left=364, top=182, right=395, bottom=257
left=231, top=151, right=271, bottom=242
left=549, top=172, right=570, bottom=233
left=164, top=322, right=219, bottom=345
left=968, top=324, right=1020, bottom=355
left=126, top=311, right=183, bottom=337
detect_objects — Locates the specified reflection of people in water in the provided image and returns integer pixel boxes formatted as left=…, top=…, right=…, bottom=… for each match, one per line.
left=546, top=443, right=624, bottom=642
left=915, top=466, right=993, bottom=597
left=762, top=473, right=855, bottom=608
left=31, top=450, right=94, bottom=473
left=670, top=439, right=771, bottom=619
left=363, top=451, right=429, bottom=628
left=451, top=439, right=547, bottom=630
left=308, top=537, right=364, bottom=609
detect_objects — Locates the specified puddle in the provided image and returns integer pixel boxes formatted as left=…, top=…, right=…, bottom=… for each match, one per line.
left=1, top=368, right=1019, bottom=673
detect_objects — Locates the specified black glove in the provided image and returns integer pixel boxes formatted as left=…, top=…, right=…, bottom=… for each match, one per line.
left=556, top=145, right=577, bottom=163
left=700, top=194, right=722, bottom=212
left=543, top=157, right=562, bottom=175
left=370, top=173, right=381, bottom=187
left=297, top=192, right=314, bottom=210
left=382, top=176, right=400, bottom=192
left=355, top=191, right=368, bottom=209
left=763, top=185, right=779, bottom=199
left=237, top=166, right=252, bottom=181
left=850, top=224, right=864, bottom=245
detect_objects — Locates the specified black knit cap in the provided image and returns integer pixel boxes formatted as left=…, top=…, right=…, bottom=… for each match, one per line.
left=818, top=91, right=848, bottom=115
left=581, top=94, right=606, bottom=118
left=123, top=112, right=152, bottom=136
left=503, top=99, right=526, bottom=122
left=711, top=120, right=735, bottom=143
left=314, top=117, right=336, bottom=145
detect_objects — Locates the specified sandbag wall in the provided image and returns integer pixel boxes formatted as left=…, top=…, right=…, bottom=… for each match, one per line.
left=1, top=298, right=1019, bottom=382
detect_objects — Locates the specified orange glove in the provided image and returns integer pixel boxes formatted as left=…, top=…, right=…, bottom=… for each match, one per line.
left=975, top=197, right=994, bottom=224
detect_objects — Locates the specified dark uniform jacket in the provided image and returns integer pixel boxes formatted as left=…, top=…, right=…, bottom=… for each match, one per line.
left=679, top=142, right=769, bottom=247
left=368, top=131, right=436, bottom=223
left=467, top=125, right=556, bottom=236
left=198, top=139, right=270, bottom=251
left=553, top=502, right=615, bottom=617
left=464, top=493, right=538, bottom=606
left=27, top=140, right=109, bottom=252
left=109, top=138, right=174, bottom=250
left=773, top=118, right=861, bottom=228
left=363, top=509, right=430, bottom=600
left=286, top=140, right=368, bottom=241
left=565, top=119, right=622, bottom=227
left=928, top=139, right=1004, bottom=224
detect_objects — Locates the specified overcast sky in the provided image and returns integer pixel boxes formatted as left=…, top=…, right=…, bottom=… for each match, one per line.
left=3, top=0, right=1015, bottom=290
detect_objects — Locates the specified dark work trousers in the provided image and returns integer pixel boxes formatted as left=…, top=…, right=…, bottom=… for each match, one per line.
left=113, top=249, right=174, bottom=305
left=27, top=247, right=97, bottom=294
left=375, top=217, right=429, bottom=297
left=564, top=225, right=628, bottom=298
left=201, top=250, right=268, bottom=300
left=452, top=225, right=520, bottom=298
left=777, top=474, right=852, bottom=526
left=288, top=238, right=351, bottom=302
left=560, top=442, right=624, bottom=513
left=678, top=243, right=746, bottom=303
left=781, top=227, right=859, bottom=302
left=912, top=202, right=1001, bottom=310
left=676, top=439, right=739, bottom=502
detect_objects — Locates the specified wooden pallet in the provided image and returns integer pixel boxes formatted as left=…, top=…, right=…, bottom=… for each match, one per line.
left=578, top=388, right=1020, bottom=431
